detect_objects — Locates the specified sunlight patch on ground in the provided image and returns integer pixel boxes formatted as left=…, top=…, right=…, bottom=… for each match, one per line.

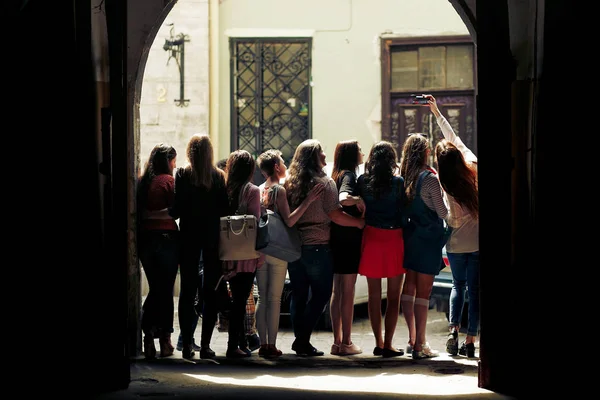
left=185, top=373, right=490, bottom=396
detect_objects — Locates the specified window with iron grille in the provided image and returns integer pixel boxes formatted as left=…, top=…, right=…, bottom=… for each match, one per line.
left=230, top=38, right=312, bottom=163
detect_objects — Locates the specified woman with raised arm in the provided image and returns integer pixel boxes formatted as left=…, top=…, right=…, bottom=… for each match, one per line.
left=427, top=95, right=479, bottom=358
left=399, top=131, right=449, bottom=360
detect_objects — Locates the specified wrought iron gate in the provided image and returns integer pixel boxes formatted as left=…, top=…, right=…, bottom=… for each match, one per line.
left=230, top=38, right=312, bottom=163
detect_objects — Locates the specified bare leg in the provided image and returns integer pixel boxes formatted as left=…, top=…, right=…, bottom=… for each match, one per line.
left=401, top=270, right=417, bottom=348
left=383, top=274, right=404, bottom=350
left=330, top=274, right=343, bottom=346
left=367, top=277, right=383, bottom=349
left=341, top=274, right=358, bottom=345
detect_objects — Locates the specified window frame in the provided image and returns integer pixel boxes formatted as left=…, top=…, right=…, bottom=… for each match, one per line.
left=381, top=35, right=476, bottom=138
left=229, top=37, right=313, bottom=162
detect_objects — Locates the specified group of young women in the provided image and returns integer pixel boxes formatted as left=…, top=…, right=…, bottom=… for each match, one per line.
left=326, top=95, right=479, bottom=360
left=136, top=95, right=479, bottom=361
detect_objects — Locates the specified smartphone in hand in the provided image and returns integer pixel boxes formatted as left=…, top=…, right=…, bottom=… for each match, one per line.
left=411, top=94, right=430, bottom=105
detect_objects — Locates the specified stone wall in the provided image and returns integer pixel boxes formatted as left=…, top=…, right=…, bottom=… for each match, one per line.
left=139, top=0, right=210, bottom=165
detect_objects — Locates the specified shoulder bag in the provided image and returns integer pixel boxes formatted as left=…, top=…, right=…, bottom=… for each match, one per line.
left=218, top=183, right=262, bottom=261
left=257, top=185, right=302, bottom=262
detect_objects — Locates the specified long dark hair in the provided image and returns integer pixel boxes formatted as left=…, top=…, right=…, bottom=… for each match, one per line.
left=363, top=141, right=397, bottom=199
left=331, top=140, right=360, bottom=187
left=435, top=140, right=478, bottom=218
left=137, top=143, right=177, bottom=211
left=399, top=133, right=429, bottom=202
left=225, top=150, right=256, bottom=212
left=186, top=134, right=216, bottom=188
left=284, top=139, right=324, bottom=209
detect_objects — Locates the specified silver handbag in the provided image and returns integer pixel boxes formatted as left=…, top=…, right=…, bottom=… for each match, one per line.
left=258, top=186, right=302, bottom=262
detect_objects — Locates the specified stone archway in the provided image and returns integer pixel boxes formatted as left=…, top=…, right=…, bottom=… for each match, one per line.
left=122, top=1, right=520, bottom=397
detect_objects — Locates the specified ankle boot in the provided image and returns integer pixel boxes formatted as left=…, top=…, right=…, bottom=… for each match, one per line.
left=159, top=334, right=174, bottom=357
left=144, top=334, right=156, bottom=360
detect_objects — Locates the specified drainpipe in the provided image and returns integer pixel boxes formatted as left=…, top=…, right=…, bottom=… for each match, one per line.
left=209, top=0, right=219, bottom=154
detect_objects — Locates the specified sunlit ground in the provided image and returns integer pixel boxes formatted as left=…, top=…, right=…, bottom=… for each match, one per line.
left=185, top=370, right=489, bottom=396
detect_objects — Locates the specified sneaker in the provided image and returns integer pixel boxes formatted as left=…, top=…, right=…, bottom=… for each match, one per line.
left=459, top=342, right=476, bottom=358
left=176, top=337, right=201, bottom=352
left=246, top=333, right=261, bottom=352
left=239, top=347, right=253, bottom=356
left=446, top=329, right=459, bottom=355
left=412, top=343, right=440, bottom=360
left=294, top=342, right=324, bottom=357
left=200, top=347, right=216, bottom=359
left=339, top=342, right=362, bottom=356
left=330, top=344, right=340, bottom=355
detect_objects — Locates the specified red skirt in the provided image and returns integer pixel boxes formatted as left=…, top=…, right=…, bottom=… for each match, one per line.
left=358, top=225, right=406, bottom=279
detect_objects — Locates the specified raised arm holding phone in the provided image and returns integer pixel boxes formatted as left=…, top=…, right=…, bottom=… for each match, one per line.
left=424, top=95, right=480, bottom=359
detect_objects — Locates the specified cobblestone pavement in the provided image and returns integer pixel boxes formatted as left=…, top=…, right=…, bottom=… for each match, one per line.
left=146, top=297, right=479, bottom=362
left=112, top=298, right=501, bottom=400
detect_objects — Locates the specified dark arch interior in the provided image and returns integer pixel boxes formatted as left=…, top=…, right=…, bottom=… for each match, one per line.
left=10, top=1, right=573, bottom=398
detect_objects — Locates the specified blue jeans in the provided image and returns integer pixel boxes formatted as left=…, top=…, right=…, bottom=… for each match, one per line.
left=447, top=251, right=480, bottom=337
left=288, top=244, right=334, bottom=344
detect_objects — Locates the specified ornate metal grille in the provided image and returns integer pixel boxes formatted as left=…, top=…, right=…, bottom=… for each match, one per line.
left=231, top=39, right=312, bottom=163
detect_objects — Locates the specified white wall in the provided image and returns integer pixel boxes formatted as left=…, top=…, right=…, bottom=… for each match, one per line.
left=139, top=0, right=210, bottom=166
left=217, top=0, right=469, bottom=161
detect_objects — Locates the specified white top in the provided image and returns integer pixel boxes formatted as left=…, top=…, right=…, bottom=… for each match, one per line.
left=436, top=115, right=479, bottom=254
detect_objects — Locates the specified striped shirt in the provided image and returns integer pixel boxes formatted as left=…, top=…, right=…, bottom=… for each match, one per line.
left=420, top=171, right=449, bottom=220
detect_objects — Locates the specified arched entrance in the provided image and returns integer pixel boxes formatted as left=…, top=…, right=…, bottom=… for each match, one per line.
left=13, top=0, right=557, bottom=397
left=124, top=0, right=513, bottom=396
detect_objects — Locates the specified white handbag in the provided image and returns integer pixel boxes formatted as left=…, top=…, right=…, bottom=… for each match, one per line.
left=218, top=184, right=261, bottom=261
left=218, top=214, right=260, bottom=261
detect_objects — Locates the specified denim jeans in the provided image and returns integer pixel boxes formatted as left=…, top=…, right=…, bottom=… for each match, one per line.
left=447, top=251, right=480, bottom=336
left=138, top=230, right=179, bottom=336
left=288, top=244, right=334, bottom=344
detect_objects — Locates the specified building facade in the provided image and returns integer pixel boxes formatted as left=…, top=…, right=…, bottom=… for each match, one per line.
left=140, top=0, right=473, bottom=166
